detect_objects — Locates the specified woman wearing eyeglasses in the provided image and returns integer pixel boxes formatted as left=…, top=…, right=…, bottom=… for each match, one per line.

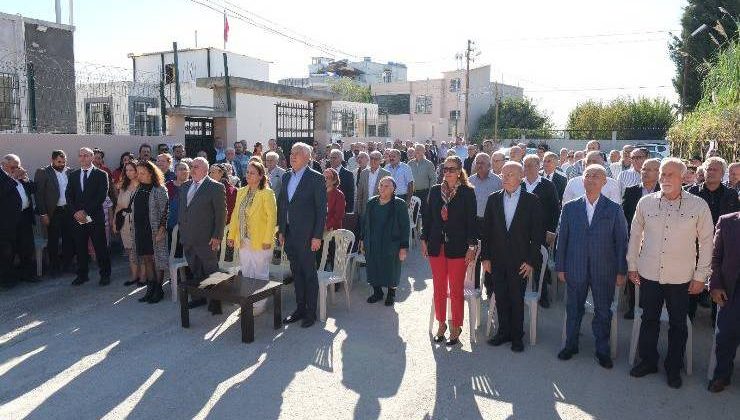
left=421, top=156, right=478, bottom=345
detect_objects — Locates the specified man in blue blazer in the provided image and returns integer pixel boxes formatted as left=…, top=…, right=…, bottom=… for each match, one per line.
left=556, top=164, right=628, bottom=368
left=278, top=142, right=328, bottom=328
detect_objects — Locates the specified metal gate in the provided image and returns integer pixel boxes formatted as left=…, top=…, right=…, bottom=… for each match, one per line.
left=184, top=117, right=214, bottom=161
left=276, top=102, right=313, bottom=162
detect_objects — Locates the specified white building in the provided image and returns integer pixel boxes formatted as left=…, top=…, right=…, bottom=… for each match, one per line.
left=279, top=56, right=407, bottom=89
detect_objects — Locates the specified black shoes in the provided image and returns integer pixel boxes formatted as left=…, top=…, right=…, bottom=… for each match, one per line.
left=99, top=276, right=111, bottom=286
left=124, top=278, right=139, bottom=286
left=433, top=324, right=447, bottom=343
left=708, top=377, right=731, bottom=393
left=630, top=362, right=658, bottom=378
left=71, top=277, right=88, bottom=286
left=384, top=288, right=396, bottom=306
left=367, top=287, right=384, bottom=303
left=538, top=298, right=550, bottom=308
left=624, top=309, right=635, bottom=320
left=510, top=341, right=524, bottom=352
left=188, top=298, right=207, bottom=309
left=147, top=283, right=164, bottom=304
left=557, top=347, right=579, bottom=360
left=138, top=282, right=154, bottom=302
left=667, top=371, right=682, bottom=389
left=300, top=318, right=315, bottom=328
left=487, top=334, right=511, bottom=347
left=596, top=353, right=613, bottom=369
left=283, top=311, right=303, bottom=324
left=446, top=327, right=462, bottom=346
left=208, top=300, right=222, bottom=314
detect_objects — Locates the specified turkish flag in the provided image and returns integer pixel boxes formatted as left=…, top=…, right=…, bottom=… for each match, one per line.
left=223, top=12, right=229, bottom=43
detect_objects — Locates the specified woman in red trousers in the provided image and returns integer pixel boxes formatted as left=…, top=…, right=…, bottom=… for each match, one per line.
left=421, top=155, right=478, bottom=345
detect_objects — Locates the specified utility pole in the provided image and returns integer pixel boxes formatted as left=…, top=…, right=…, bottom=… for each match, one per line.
left=493, top=81, right=499, bottom=142
left=464, top=39, right=472, bottom=139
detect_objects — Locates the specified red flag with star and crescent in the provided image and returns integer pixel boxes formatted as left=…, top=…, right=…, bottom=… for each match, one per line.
left=223, top=12, right=230, bottom=43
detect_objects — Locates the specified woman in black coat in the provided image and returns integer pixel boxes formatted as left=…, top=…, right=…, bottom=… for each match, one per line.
left=421, top=155, right=478, bottom=345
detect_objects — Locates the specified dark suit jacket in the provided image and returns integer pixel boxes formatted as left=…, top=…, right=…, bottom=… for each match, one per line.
left=278, top=166, right=327, bottom=242
left=0, top=170, right=34, bottom=239
left=177, top=176, right=226, bottom=246
left=34, top=165, right=68, bottom=219
left=336, top=166, right=355, bottom=213
left=542, top=171, right=567, bottom=202
left=555, top=195, right=628, bottom=282
left=65, top=166, right=109, bottom=223
left=622, top=183, right=660, bottom=227
left=530, top=178, right=559, bottom=234
left=687, top=182, right=740, bottom=226
left=481, top=189, right=544, bottom=271
left=709, top=211, right=740, bottom=301
left=421, top=183, right=478, bottom=258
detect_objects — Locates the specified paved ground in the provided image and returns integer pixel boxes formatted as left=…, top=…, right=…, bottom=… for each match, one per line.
left=0, top=248, right=737, bottom=419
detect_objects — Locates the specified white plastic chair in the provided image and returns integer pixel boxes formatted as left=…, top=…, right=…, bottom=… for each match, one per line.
left=318, top=229, right=355, bottom=322
left=218, top=226, right=240, bottom=275
left=707, top=319, right=718, bottom=380
left=346, top=251, right=365, bottom=289
left=628, top=284, right=692, bottom=375
left=485, top=245, right=548, bottom=345
left=33, top=217, right=46, bottom=277
left=407, top=196, right=421, bottom=250
left=168, top=225, right=189, bottom=302
left=560, top=284, right=623, bottom=359
left=428, top=243, right=482, bottom=343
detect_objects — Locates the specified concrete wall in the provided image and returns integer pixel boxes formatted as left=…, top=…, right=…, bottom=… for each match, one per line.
left=0, top=133, right=179, bottom=173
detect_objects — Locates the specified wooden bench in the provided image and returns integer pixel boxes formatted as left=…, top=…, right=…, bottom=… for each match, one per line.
left=179, top=272, right=282, bottom=343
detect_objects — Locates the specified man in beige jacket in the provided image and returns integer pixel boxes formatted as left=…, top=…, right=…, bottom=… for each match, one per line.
left=626, top=158, right=714, bottom=389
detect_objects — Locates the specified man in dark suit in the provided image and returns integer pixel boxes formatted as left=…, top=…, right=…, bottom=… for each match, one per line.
left=35, top=150, right=74, bottom=276
left=66, top=148, right=111, bottom=286
left=523, top=155, right=560, bottom=308
left=556, top=164, right=629, bottom=368
left=687, top=157, right=740, bottom=321
left=541, top=151, right=567, bottom=203
left=621, top=158, right=660, bottom=319
left=482, top=161, right=544, bottom=352
left=178, top=157, right=226, bottom=311
left=328, top=149, right=355, bottom=213
left=708, top=211, right=740, bottom=392
left=0, top=154, right=36, bottom=287
left=278, top=142, right=327, bottom=328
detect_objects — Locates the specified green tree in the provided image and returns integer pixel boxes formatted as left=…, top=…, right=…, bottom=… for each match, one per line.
left=669, top=1, right=739, bottom=113
left=329, top=77, right=372, bottom=103
left=566, top=97, right=675, bottom=140
left=475, top=97, right=552, bottom=140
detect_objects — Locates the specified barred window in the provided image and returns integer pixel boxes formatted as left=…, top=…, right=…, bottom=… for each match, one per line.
left=449, top=78, right=461, bottom=92
left=415, top=95, right=432, bottom=114
left=85, top=100, right=112, bottom=134
left=0, top=73, right=19, bottom=131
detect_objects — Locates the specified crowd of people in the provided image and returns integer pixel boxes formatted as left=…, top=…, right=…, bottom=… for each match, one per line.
left=1, top=134, right=739, bottom=393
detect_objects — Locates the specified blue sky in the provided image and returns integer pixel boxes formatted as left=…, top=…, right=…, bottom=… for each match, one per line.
left=3, top=0, right=688, bottom=126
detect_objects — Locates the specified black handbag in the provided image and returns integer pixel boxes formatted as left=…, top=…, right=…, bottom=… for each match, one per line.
left=115, top=191, right=135, bottom=231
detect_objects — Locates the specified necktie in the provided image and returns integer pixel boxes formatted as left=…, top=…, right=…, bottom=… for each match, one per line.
left=82, top=169, right=88, bottom=192
left=187, top=182, right=198, bottom=206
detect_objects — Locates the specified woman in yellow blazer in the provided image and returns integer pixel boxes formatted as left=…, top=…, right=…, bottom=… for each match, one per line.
left=227, top=160, right=277, bottom=282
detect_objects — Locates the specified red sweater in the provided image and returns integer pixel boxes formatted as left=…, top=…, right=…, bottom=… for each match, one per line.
left=326, top=188, right=346, bottom=231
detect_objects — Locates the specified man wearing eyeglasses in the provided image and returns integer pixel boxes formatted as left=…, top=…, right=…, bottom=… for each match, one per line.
left=617, top=148, right=648, bottom=197
left=627, top=158, right=714, bottom=389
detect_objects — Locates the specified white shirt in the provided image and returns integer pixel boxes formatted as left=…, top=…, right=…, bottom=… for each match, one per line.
left=503, top=186, right=521, bottom=230
left=524, top=176, right=541, bottom=194
left=562, top=175, right=621, bottom=205
left=55, top=168, right=68, bottom=206
left=80, top=165, right=94, bottom=192
left=187, top=178, right=203, bottom=206
left=585, top=196, right=599, bottom=225
left=367, top=168, right=381, bottom=201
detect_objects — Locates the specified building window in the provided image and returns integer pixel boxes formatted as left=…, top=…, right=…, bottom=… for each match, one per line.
left=449, top=78, right=461, bottom=92
left=415, top=95, right=432, bottom=114
left=0, top=72, right=19, bottom=131
left=382, top=69, right=392, bottom=83
left=130, top=98, right=159, bottom=136
left=85, top=100, right=112, bottom=134
left=165, top=64, right=175, bottom=84
left=448, top=110, right=460, bottom=136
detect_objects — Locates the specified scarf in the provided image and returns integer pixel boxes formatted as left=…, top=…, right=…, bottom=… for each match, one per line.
left=440, top=180, right=460, bottom=222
